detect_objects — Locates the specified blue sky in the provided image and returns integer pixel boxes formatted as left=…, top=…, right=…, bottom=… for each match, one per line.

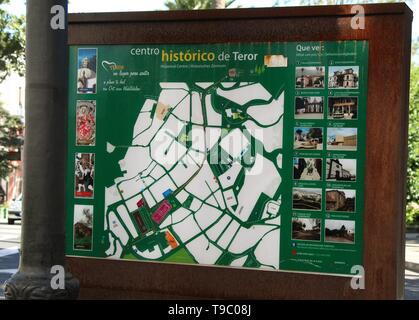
left=2, top=0, right=419, bottom=42
left=327, top=127, right=357, bottom=136
left=327, top=128, right=358, bottom=142
left=77, top=48, right=97, bottom=70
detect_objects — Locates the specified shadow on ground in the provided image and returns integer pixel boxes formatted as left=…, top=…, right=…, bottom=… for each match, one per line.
left=0, top=253, right=19, bottom=299
left=405, top=269, right=419, bottom=300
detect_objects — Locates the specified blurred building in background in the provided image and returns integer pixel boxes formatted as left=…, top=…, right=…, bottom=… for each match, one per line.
left=0, top=73, right=25, bottom=203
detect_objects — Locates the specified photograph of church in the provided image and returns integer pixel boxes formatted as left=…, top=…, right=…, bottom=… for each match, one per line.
left=328, top=66, right=359, bottom=89
left=295, top=96, right=324, bottom=119
left=326, top=158, right=357, bottom=181
left=328, top=97, right=358, bottom=120
left=295, top=67, right=325, bottom=89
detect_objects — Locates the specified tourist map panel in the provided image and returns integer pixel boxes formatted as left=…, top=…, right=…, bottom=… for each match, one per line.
left=67, top=41, right=368, bottom=276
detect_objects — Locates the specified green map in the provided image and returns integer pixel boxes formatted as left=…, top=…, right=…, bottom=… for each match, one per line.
left=67, top=42, right=368, bottom=275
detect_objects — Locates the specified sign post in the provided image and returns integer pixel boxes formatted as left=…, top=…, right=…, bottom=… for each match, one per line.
left=66, top=3, right=412, bottom=299
left=5, top=0, right=79, bottom=300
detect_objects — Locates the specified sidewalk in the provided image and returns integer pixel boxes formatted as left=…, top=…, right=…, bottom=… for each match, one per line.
left=406, top=233, right=419, bottom=273
left=1, top=231, right=418, bottom=300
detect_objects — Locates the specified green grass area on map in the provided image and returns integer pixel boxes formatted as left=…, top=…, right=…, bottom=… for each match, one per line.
left=163, top=248, right=195, bottom=264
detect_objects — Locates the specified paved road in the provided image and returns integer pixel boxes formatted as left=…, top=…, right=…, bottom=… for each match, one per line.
left=1, top=223, right=419, bottom=299
left=0, top=222, right=21, bottom=249
left=405, top=269, right=419, bottom=300
left=406, top=233, right=419, bottom=270
left=0, top=222, right=21, bottom=298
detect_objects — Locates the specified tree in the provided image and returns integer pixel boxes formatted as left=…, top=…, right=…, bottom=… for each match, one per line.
left=308, top=128, right=322, bottom=140
left=165, top=0, right=411, bottom=11
left=407, top=63, right=419, bottom=224
left=212, top=0, right=225, bottom=8
left=165, top=0, right=235, bottom=10
left=277, top=0, right=410, bottom=5
left=83, top=207, right=93, bottom=226
left=0, top=104, right=24, bottom=180
left=0, top=0, right=25, bottom=82
left=165, top=0, right=211, bottom=10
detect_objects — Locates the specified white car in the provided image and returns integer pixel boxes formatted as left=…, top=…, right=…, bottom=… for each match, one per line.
left=8, top=194, right=22, bottom=225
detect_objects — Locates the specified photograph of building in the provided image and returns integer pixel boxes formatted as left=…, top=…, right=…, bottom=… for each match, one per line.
left=326, top=189, right=356, bottom=212
left=294, top=127, right=323, bottom=150
left=328, top=66, right=359, bottom=89
left=327, top=128, right=357, bottom=151
left=325, top=219, right=355, bottom=244
left=294, top=158, right=322, bottom=181
left=295, top=96, right=324, bottom=119
left=292, top=188, right=322, bottom=211
left=328, top=97, right=358, bottom=120
left=295, top=67, right=325, bottom=89
left=292, top=218, right=321, bottom=241
left=326, top=158, right=357, bottom=181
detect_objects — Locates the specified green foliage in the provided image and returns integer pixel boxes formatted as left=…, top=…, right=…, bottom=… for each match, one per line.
left=171, top=0, right=412, bottom=7
left=165, top=0, right=235, bottom=10
left=0, top=0, right=25, bottom=82
left=0, top=104, right=24, bottom=180
left=407, top=64, right=419, bottom=224
left=407, top=203, right=419, bottom=225
left=165, top=0, right=212, bottom=10
left=274, top=0, right=411, bottom=5
left=296, top=0, right=408, bottom=4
